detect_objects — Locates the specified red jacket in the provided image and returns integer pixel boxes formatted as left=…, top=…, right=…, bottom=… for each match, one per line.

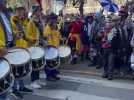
left=69, top=20, right=82, bottom=34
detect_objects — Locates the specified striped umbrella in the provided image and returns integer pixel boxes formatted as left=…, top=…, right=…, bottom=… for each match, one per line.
left=99, top=0, right=119, bottom=12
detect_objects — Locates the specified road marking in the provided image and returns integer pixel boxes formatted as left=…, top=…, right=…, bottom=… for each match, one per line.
left=60, top=75, right=134, bottom=90
left=34, top=89, right=120, bottom=100
left=40, top=73, right=134, bottom=90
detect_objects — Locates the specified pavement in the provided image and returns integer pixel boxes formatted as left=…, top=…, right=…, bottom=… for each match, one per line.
left=7, top=60, right=134, bottom=100
left=59, top=60, right=102, bottom=76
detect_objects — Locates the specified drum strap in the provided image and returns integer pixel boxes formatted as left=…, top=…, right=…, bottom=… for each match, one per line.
left=0, top=13, right=14, bottom=47
left=34, top=20, right=43, bottom=37
left=15, top=20, right=27, bottom=40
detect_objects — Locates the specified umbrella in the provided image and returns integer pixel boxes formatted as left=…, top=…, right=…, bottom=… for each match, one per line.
left=99, top=0, right=119, bottom=12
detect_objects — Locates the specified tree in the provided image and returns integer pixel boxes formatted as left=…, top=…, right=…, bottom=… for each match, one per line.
left=72, top=0, right=86, bottom=17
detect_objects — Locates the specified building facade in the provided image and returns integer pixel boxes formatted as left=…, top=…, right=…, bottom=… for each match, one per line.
left=63, top=0, right=126, bottom=14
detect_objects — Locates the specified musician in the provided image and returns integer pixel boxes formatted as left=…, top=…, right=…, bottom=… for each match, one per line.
left=0, top=0, right=13, bottom=99
left=26, top=5, right=42, bottom=89
left=10, top=7, right=33, bottom=97
left=43, top=13, right=61, bottom=81
left=0, top=18, right=9, bottom=100
left=11, top=7, right=28, bottom=48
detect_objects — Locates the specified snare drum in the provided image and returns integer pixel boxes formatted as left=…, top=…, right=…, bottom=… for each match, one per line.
left=44, top=45, right=60, bottom=69
left=58, top=46, right=71, bottom=63
left=5, top=48, right=31, bottom=79
left=28, top=47, right=45, bottom=71
left=0, top=59, right=13, bottom=95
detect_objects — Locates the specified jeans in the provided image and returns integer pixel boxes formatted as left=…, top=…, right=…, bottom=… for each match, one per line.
left=12, top=79, right=24, bottom=91
left=45, top=66, right=57, bottom=78
left=103, top=48, right=114, bottom=76
left=31, top=71, right=40, bottom=82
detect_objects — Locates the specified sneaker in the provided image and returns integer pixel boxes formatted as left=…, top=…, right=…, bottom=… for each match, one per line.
left=19, top=87, right=33, bottom=93
left=30, top=82, right=41, bottom=89
left=12, top=90, right=23, bottom=99
left=37, top=80, right=46, bottom=86
left=108, top=75, right=113, bottom=80
left=102, top=73, right=108, bottom=78
left=70, top=58, right=77, bottom=65
left=55, top=70, right=60, bottom=75
left=88, top=63, right=97, bottom=67
left=96, top=65, right=102, bottom=69
left=54, top=76, right=61, bottom=80
left=46, top=77, right=57, bottom=82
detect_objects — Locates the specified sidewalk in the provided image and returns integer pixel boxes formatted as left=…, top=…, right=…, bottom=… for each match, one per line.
left=59, top=60, right=134, bottom=80
left=59, top=60, right=103, bottom=76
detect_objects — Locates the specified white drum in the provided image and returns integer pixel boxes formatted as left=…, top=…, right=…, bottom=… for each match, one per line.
left=131, top=52, right=134, bottom=70
left=0, top=59, right=13, bottom=95
left=44, top=46, right=60, bottom=70
left=5, top=48, right=31, bottom=79
left=44, top=46, right=58, bottom=60
left=58, top=46, right=71, bottom=58
left=28, top=47, right=45, bottom=71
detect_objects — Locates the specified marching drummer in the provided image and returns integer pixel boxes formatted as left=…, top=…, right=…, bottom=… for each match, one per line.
left=11, top=7, right=28, bottom=48
left=43, top=13, right=61, bottom=81
left=26, top=5, right=44, bottom=89
left=0, top=0, right=14, bottom=99
left=10, top=6, right=33, bottom=98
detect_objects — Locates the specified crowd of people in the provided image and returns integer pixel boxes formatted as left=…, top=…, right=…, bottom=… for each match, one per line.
left=60, top=7, right=134, bottom=81
left=0, top=0, right=134, bottom=100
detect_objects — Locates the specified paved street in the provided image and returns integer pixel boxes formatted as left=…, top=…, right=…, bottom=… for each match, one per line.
left=9, top=71, right=134, bottom=100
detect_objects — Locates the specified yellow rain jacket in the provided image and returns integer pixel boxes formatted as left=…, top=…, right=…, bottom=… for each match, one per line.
left=0, top=23, right=6, bottom=49
left=25, top=20, right=39, bottom=46
left=43, top=24, right=61, bottom=48
left=22, top=18, right=29, bottom=28
left=11, top=16, right=28, bottom=48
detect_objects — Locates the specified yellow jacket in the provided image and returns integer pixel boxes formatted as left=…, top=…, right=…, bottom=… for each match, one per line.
left=11, top=16, right=28, bottom=48
left=0, top=23, right=6, bottom=49
left=25, top=20, right=39, bottom=46
left=22, top=18, right=29, bottom=29
left=43, top=24, right=61, bottom=48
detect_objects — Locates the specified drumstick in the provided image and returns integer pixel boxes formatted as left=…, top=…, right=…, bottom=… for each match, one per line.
left=8, top=49, right=21, bottom=53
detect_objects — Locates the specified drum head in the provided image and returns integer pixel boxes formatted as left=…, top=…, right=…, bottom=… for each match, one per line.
left=28, top=47, right=45, bottom=60
left=44, top=46, right=58, bottom=60
left=58, top=46, right=71, bottom=58
left=0, top=59, right=10, bottom=79
left=5, top=49, right=30, bottom=65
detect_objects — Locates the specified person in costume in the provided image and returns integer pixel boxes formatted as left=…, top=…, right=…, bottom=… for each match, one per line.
left=26, top=5, right=43, bottom=89
left=0, top=0, right=14, bottom=99
left=11, top=7, right=28, bottom=48
left=11, top=7, right=33, bottom=98
left=66, top=17, right=82, bottom=64
left=43, top=13, right=61, bottom=81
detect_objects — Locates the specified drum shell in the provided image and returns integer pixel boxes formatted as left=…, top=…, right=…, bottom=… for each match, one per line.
left=45, top=58, right=60, bottom=70
left=44, top=45, right=60, bottom=70
left=11, top=61, right=31, bottom=79
left=0, top=59, right=13, bottom=95
left=5, top=48, right=31, bottom=79
left=28, top=46, right=45, bottom=71
left=58, top=46, right=71, bottom=64
left=31, top=57, right=45, bottom=71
